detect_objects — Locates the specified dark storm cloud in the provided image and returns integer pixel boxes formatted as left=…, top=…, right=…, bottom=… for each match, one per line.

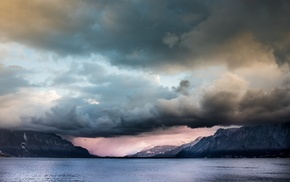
left=25, top=86, right=290, bottom=137
left=22, top=71, right=290, bottom=137
left=1, top=0, right=290, bottom=69
left=238, top=88, right=290, bottom=123
left=0, top=64, right=29, bottom=95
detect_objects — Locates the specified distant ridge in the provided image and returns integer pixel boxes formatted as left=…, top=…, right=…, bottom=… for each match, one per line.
left=129, top=145, right=178, bottom=158
left=0, top=129, right=96, bottom=158
left=177, top=122, right=290, bottom=158
left=127, top=137, right=203, bottom=158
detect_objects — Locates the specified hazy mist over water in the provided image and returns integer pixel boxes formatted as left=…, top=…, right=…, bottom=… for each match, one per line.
left=0, top=158, right=289, bottom=182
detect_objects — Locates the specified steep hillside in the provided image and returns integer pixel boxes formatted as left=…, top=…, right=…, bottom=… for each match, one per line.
left=0, top=129, right=94, bottom=158
left=177, top=123, right=290, bottom=158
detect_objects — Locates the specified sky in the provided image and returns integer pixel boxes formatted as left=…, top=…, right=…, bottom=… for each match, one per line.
left=0, top=0, right=290, bottom=157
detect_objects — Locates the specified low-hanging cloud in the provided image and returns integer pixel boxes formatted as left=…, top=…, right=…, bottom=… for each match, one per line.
left=17, top=72, right=290, bottom=137
left=0, top=58, right=289, bottom=137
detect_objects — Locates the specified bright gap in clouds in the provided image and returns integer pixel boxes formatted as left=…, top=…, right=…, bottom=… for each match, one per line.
left=72, top=126, right=224, bottom=157
left=0, top=42, right=228, bottom=91
left=1, top=42, right=203, bottom=94
left=158, top=73, right=188, bottom=88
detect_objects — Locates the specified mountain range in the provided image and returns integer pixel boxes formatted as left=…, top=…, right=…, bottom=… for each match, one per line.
left=1, top=122, right=289, bottom=158
left=128, top=123, right=290, bottom=158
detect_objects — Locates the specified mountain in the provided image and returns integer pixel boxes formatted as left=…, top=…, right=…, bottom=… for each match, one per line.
left=129, top=145, right=178, bottom=157
left=0, top=129, right=94, bottom=158
left=152, top=137, right=203, bottom=157
left=176, top=123, right=290, bottom=158
left=128, top=137, right=202, bottom=158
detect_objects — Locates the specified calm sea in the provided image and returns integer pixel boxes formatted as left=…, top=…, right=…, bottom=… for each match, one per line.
left=0, top=158, right=289, bottom=182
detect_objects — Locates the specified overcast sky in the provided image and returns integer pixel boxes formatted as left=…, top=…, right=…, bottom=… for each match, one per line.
left=0, top=0, right=290, bottom=156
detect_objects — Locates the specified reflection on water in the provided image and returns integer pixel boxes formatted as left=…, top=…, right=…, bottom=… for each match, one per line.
left=0, top=158, right=289, bottom=182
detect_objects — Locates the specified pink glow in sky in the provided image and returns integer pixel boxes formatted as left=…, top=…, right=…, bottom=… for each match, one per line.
left=72, top=126, right=221, bottom=157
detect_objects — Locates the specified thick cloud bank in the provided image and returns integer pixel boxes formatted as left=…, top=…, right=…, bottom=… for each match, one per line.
left=10, top=70, right=290, bottom=137
left=0, top=0, right=290, bottom=137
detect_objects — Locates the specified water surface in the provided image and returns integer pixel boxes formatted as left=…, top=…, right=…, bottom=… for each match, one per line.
left=0, top=158, right=289, bottom=182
